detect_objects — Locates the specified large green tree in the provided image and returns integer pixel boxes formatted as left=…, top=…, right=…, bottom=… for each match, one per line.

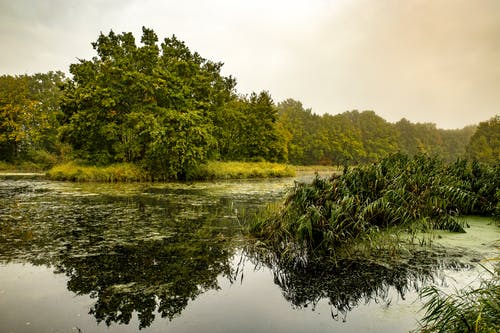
left=242, top=91, right=288, bottom=162
left=59, top=28, right=235, bottom=179
left=277, top=99, right=316, bottom=164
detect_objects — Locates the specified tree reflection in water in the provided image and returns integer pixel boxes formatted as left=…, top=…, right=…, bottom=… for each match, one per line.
left=245, top=246, right=472, bottom=322
left=55, top=237, right=235, bottom=329
left=0, top=181, right=244, bottom=329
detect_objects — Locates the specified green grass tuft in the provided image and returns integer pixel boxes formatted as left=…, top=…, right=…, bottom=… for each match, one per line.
left=46, top=162, right=149, bottom=182
left=188, top=161, right=296, bottom=180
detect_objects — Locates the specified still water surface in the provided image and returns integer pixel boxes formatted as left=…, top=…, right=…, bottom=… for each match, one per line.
left=0, top=175, right=497, bottom=332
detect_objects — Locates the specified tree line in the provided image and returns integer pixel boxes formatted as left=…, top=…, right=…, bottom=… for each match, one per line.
left=1, top=28, right=498, bottom=177
left=277, top=99, right=497, bottom=166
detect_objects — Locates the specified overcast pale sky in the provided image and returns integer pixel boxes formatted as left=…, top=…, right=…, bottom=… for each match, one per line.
left=1, top=0, right=499, bottom=129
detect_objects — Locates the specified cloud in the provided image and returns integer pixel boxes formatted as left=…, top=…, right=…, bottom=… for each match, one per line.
left=0, top=0, right=499, bottom=128
left=261, top=0, right=500, bottom=128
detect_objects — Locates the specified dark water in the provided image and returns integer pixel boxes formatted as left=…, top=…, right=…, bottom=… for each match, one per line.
left=0, top=176, right=497, bottom=333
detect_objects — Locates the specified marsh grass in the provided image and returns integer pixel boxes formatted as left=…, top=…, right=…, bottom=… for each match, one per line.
left=0, top=161, right=12, bottom=171
left=416, top=264, right=500, bottom=333
left=188, top=161, right=296, bottom=180
left=293, top=165, right=342, bottom=173
left=46, top=160, right=296, bottom=182
left=249, top=154, right=499, bottom=259
left=0, top=160, right=46, bottom=172
left=46, top=162, right=149, bottom=182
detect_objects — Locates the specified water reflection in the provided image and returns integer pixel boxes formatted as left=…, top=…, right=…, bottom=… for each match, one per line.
left=56, top=237, right=235, bottom=328
left=0, top=179, right=480, bottom=331
left=0, top=179, right=282, bottom=329
left=245, top=246, right=473, bottom=322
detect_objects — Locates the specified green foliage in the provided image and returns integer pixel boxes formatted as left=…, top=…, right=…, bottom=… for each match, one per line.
left=277, top=102, right=478, bottom=166
left=250, top=154, right=499, bottom=257
left=143, top=108, right=215, bottom=180
left=59, top=28, right=235, bottom=178
left=345, top=110, right=399, bottom=163
left=466, top=115, right=500, bottom=165
left=0, top=72, right=65, bottom=162
left=58, top=28, right=289, bottom=177
left=214, top=92, right=289, bottom=162
left=277, top=100, right=369, bottom=165
left=447, top=159, right=500, bottom=218
left=416, top=264, right=500, bottom=333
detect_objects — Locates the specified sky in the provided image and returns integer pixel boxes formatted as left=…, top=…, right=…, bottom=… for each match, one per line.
left=1, top=0, right=499, bottom=129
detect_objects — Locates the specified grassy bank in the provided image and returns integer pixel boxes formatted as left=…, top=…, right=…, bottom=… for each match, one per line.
left=46, top=160, right=296, bottom=182
left=46, top=162, right=149, bottom=182
left=0, top=161, right=47, bottom=172
left=293, top=165, right=341, bottom=173
left=188, top=161, right=296, bottom=180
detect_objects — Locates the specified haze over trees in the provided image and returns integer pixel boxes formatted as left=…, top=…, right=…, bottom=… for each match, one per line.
left=0, top=28, right=497, bottom=176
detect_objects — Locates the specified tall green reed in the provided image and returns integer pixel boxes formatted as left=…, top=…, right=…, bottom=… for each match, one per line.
left=250, top=154, right=499, bottom=258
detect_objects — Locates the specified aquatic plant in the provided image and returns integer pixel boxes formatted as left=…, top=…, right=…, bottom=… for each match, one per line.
left=415, top=264, right=499, bottom=333
left=250, top=154, right=499, bottom=257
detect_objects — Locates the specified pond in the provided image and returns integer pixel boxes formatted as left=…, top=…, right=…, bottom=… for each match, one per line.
left=0, top=175, right=498, bottom=333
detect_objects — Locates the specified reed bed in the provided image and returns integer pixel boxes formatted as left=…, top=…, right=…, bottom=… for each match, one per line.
left=250, top=154, right=499, bottom=258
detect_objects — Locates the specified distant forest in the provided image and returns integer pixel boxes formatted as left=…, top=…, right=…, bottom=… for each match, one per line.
left=1, top=28, right=498, bottom=177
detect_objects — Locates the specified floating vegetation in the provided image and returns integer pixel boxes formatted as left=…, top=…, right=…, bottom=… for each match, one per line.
left=250, top=154, right=499, bottom=259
